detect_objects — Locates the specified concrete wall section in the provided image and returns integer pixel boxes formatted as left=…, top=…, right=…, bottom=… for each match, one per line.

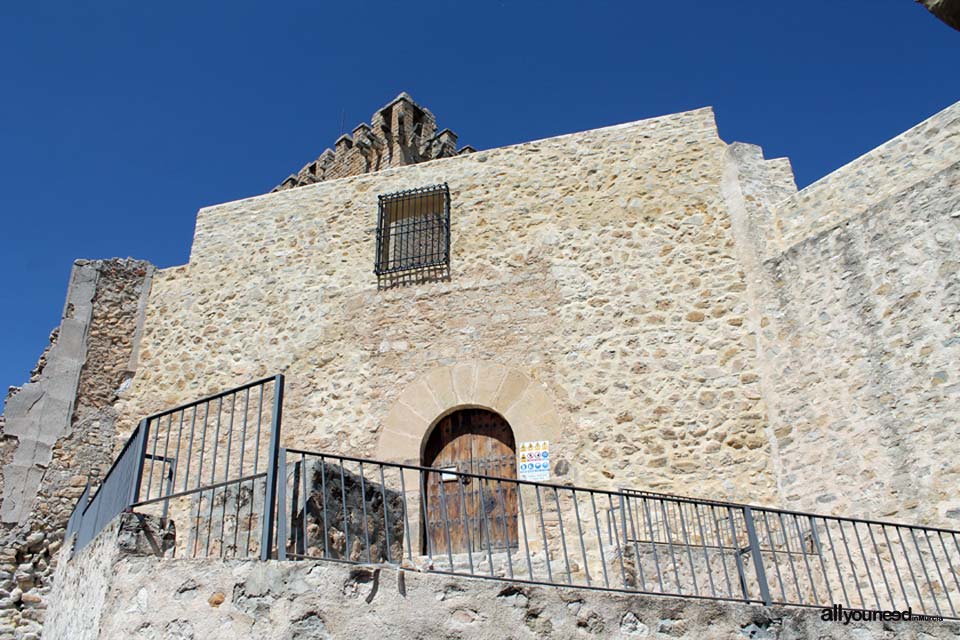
left=1, top=261, right=98, bottom=524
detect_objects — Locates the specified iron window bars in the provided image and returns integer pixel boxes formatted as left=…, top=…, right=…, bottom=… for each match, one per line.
left=374, top=183, right=450, bottom=275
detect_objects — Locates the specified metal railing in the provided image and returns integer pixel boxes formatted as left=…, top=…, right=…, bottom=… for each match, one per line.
left=273, top=450, right=959, bottom=620
left=277, top=449, right=644, bottom=589
left=618, top=489, right=960, bottom=619
left=64, top=483, right=90, bottom=541
left=65, top=375, right=284, bottom=559
left=274, top=449, right=761, bottom=603
left=67, top=422, right=147, bottom=551
left=64, top=384, right=959, bottom=621
left=131, top=375, right=284, bottom=560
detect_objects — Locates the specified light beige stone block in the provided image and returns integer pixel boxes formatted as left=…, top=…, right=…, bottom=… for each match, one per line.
left=474, top=361, right=507, bottom=409
left=423, top=367, right=456, bottom=413
left=494, top=370, right=530, bottom=414
left=396, top=380, right=442, bottom=424
left=450, top=362, right=477, bottom=405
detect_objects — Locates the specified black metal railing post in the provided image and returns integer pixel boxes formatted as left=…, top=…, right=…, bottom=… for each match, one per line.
left=743, top=506, right=772, bottom=605
left=129, top=419, right=150, bottom=508
left=616, top=494, right=630, bottom=589
left=276, top=447, right=288, bottom=561
left=260, top=374, right=285, bottom=560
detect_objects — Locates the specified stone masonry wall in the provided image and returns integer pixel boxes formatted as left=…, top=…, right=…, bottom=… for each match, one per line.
left=23, top=97, right=960, bottom=637
left=717, top=100, right=960, bottom=526
left=0, top=258, right=153, bottom=639
left=115, top=107, right=781, bottom=511
left=712, top=103, right=960, bottom=528
left=45, top=514, right=960, bottom=639
left=767, top=102, right=959, bottom=256
left=754, top=160, right=960, bottom=525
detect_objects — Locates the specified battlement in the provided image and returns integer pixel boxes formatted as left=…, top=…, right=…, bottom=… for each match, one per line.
left=272, top=92, right=473, bottom=192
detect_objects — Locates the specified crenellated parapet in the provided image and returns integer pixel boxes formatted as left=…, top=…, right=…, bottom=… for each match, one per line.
left=272, top=92, right=473, bottom=192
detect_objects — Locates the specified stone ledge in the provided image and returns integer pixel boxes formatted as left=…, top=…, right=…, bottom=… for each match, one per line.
left=46, top=524, right=960, bottom=639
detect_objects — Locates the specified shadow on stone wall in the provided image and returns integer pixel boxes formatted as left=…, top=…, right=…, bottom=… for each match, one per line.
left=284, top=460, right=405, bottom=563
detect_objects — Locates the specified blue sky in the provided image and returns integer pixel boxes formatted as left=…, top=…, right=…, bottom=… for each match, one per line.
left=1, top=1, right=957, bottom=403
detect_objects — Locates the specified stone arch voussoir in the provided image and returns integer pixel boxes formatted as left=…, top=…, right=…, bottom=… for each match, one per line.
left=374, top=361, right=561, bottom=464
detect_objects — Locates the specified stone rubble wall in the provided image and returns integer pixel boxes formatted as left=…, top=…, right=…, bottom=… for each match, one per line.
left=44, top=513, right=960, bottom=640
left=719, top=101, right=960, bottom=525
left=117, top=107, right=781, bottom=512
left=0, top=258, right=153, bottom=639
left=273, top=92, right=472, bottom=192
left=754, top=159, right=960, bottom=524
left=113, top=99, right=960, bottom=544
left=768, top=101, right=960, bottom=256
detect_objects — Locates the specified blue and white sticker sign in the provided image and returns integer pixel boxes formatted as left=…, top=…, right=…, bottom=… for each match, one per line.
left=517, top=440, right=550, bottom=482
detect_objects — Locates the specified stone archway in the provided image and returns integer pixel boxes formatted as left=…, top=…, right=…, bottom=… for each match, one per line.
left=374, top=362, right=562, bottom=556
left=374, top=361, right=561, bottom=465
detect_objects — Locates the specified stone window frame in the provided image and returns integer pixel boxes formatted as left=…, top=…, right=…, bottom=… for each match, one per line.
left=374, top=183, right=450, bottom=276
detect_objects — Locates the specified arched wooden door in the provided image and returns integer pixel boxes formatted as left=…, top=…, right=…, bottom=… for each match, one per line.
left=422, top=409, right=518, bottom=555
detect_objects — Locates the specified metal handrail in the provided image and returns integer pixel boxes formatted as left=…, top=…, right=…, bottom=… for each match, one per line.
left=621, top=487, right=960, bottom=536
left=141, top=375, right=278, bottom=422
left=64, top=392, right=959, bottom=621
left=65, top=375, right=284, bottom=559
left=272, top=448, right=959, bottom=620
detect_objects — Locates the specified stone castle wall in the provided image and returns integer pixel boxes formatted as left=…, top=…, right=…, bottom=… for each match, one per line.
left=7, top=96, right=960, bottom=638
left=765, top=103, right=959, bottom=257
left=0, top=258, right=153, bottom=639
left=112, top=100, right=960, bottom=532
left=716, top=102, right=960, bottom=526
left=749, top=151, right=959, bottom=524
left=115, top=106, right=782, bottom=508
left=719, top=102, right=960, bottom=526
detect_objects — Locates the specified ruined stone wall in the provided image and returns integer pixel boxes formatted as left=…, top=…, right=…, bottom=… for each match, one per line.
left=273, top=92, right=471, bottom=192
left=45, top=515, right=960, bottom=639
left=116, top=107, right=780, bottom=512
left=0, top=258, right=153, bottom=639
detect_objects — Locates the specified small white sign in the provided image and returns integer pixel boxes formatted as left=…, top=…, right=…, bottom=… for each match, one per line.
left=439, top=466, right=459, bottom=482
left=517, top=440, right=550, bottom=482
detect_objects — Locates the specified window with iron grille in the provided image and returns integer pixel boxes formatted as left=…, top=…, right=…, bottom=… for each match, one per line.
left=374, top=183, right=450, bottom=275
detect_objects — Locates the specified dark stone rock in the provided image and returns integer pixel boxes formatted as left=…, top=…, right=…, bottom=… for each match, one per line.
left=117, top=512, right=175, bottom=557
left=285, top=461, right=405, bottom=563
